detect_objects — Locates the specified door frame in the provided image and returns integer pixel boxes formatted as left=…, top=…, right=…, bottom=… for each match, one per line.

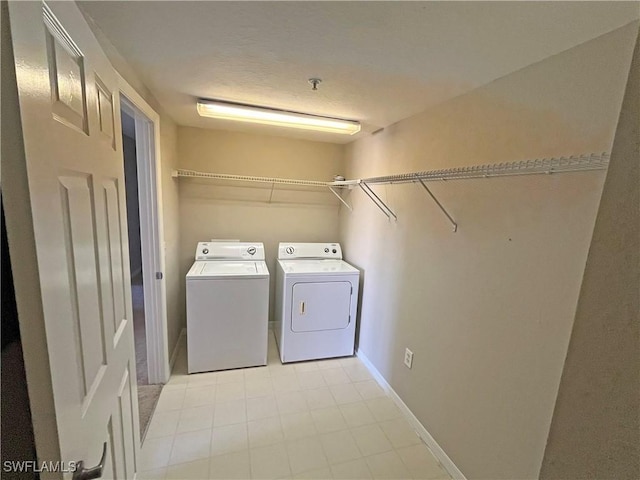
left=118, top=80, right=170, bottom=384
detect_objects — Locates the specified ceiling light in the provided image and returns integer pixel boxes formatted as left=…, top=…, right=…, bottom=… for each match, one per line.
left=197, top=99, right=361, bottom=135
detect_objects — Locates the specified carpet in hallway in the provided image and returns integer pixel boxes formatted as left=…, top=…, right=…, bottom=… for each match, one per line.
left=131, top=279, right=162, bottom=437
left=138, top=384, right=162, bottom=440
left=132, top=282, right=148, bottom=385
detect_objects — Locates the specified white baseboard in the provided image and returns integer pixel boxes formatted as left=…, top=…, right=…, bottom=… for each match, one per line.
left=169, top=328, right=186, bottom=372
left=356, top=349, right=466, bottom=480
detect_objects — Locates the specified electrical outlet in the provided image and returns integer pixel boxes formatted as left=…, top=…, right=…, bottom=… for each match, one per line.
left=404, top=348, right=413, bottom=369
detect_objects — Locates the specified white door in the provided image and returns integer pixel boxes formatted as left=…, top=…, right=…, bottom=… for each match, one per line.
left=291, top=282, right=352, bottom=332
left=8, top=1, right=139, bottom=478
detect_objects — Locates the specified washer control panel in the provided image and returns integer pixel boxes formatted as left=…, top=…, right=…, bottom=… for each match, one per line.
left=195, top=242, right=265, bottom=260
left=278, top=243, right=342, bottom=260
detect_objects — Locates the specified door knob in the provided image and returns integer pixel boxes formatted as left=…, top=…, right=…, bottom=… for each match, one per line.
left=73, top=442, right=107, bottom=480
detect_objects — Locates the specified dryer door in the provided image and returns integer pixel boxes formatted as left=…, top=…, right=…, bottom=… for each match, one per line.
left=291, top=281, right=352, bottom=332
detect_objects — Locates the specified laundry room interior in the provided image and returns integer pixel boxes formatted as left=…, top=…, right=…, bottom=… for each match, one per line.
left=2, top=2, right=638, bottom=480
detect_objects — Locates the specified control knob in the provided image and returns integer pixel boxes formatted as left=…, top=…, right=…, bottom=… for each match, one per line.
left=247, top=246, right=256, bottom=255
left=202, top=248, right=209, bottom=255
left=286, top=246, right=294, bottom=255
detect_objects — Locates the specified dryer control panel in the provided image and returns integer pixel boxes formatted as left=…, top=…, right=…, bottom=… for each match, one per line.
left=278, top=242, right=342, bottom=260
left=196, top=242, right=265, bottom=260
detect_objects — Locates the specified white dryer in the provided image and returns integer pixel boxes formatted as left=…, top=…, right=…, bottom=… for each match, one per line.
left=275, top=243, right=360, bottom=363
left=186, top=242, right=269, bottom=373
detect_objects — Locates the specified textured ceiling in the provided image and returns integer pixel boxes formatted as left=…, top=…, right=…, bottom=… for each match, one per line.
left=79, top=1, right=639, bottom=144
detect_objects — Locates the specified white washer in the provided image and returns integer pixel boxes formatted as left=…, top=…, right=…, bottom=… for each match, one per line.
left=186, top=242, right=269, bottom=373
left=275, top=242, right=360, bottom=363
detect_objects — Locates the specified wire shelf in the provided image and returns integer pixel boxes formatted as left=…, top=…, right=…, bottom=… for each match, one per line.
left=344, top=153, right=609, bottom=186
left=173, top=152, right=610, bottom=228
left=173, top=169, right=330, bottom=188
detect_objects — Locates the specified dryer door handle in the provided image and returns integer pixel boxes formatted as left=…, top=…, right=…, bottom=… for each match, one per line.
left=300, top=301, right=305, bottom=315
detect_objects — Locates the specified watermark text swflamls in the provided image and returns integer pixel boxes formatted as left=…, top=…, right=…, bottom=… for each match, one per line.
left=3, top=461, right=79, bottom=473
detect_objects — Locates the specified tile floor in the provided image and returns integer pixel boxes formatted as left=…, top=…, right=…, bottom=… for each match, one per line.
left=138, top=333, right=451, bottom=479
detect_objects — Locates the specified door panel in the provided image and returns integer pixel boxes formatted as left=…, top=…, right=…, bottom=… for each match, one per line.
left=59, top=173, right=108, bottom=398
left=96, top=78, right=116, bottom=147
left=110, top=368, right=135, bottom=480
left=104, top=179, right=127, bottom=340
left=44, top=5, right=89, bottom=134
left=106, top=418, right=117, bottom=479
left=117, top=368, right=136, bottom=479
left=291, top=282, right=352, bottom=332
left=9, top=1, right=140, bottom=477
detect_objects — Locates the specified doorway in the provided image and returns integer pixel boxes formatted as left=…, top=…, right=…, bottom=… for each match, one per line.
left=1, top=199, right=38, bottom=475
left=119, top=95, right=169, bottom=438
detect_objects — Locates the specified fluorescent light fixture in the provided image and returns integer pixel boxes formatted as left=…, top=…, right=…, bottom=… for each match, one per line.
left=197, top=99, right=361, bottom=135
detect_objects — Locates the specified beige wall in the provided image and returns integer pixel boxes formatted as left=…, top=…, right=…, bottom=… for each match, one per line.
left=340, top=23, right=638, bottom=479
left=158, top=114, right=182, bottom=357
left=177, top=127, right=344, bottom=322
left=540, top=29, right=639, bottom=480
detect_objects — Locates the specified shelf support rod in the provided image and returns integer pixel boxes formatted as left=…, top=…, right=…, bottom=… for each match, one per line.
left=415, top=175, right=458, bottom=232
left=268, top=182, right=275, bottom=203
left=359, top=182, right=397, bottom=221
left=328, top=186, right=353, bottom=211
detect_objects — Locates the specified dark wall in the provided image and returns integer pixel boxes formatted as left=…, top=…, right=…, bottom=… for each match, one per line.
left=1, top=3, right=39, bottom=476
left=2, top=202, right=20, bottom=349
left=121, top=122, right=142, bottom=279
left=1, top=200, right=37, bottom=479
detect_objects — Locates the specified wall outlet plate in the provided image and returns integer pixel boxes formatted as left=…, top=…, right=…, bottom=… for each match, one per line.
left=404, top=348, right=413, bottom=368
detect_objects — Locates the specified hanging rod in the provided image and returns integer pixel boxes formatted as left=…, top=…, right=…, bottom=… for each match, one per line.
left=172, top=169, right=330, bottom=187
left=335, top=153, right=609, bottom=186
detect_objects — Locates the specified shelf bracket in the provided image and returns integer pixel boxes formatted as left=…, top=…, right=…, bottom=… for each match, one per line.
left=268, top=182, right=275, bottom=203
left=415, top=176, right=457, bottom=232
left=328, top=186, right=353, bottom=211
left=359, top=181, right=397, bottom=221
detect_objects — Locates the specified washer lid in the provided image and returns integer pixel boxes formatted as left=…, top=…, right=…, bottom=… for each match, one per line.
left=187, top=261, right=269, bottom=279
left=279, top=259, right=358, bottom=275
